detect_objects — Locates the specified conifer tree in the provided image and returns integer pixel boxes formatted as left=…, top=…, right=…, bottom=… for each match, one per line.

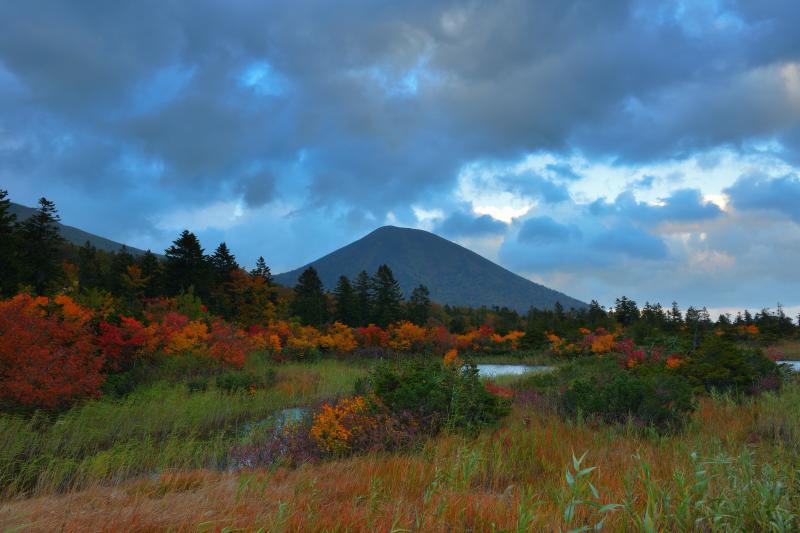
left=17, top=197, right=65, bottom=294
left=210, top=242, right=239, bottom=282
left=138, top=250, right=162, bottom=297
left=371, top=264, right=403, bottom=327
left=291, top=266, right=328, bottom=326
left=0, top=190, right=18, bottom=296
left=163, top=230, right=212, bottom=299
left=407, top=284, right=431, bottom=325
left=250, top=256, right=272, bottom=285
left=108, top=245, right=135, bottom=295
left=333, top=275, right=357, bottom=326
left=77, top=241, right=104, bottom=291
left=354, top=270, right=372, bottom=326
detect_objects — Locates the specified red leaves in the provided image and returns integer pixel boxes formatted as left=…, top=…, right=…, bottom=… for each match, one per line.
left=0, top=294, right=105, bottom=410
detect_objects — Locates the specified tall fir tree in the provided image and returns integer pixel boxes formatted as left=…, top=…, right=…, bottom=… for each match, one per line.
left=210, top=242, right=239, bottom=282
left=163, top=230, right=212, bottom=299
left=250, top=256, right=273, bottom=285
left=108, top=245, right=135, bottom=295
left=407, top=284, right=431, bottom=325
left=371, top=264, right=403, bottom=327
left=0, top=190, right=18, bottom=296
left=138, top=250, right=162, bottom=297
left=333, top=275, right=357, bottom=326
left=291, top=266, right=328, bottom=326
left=77, top=241, right=104, bottom=291
left=354, top=270, right=372, bottom=326
left=17, top=197, right=65, bottom=294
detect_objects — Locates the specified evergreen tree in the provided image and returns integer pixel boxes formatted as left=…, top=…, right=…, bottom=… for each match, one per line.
left=77, top=241, right=104, bottom=291
left=108, top=246, right=135, bottom=295
left=333, top=275, right=357, bottom=326
left=0, top=190, right=18, bottom=296
left=291, top=267, right=328, bottom=326
left=17, top=197, right=65, bottom=294
left=163, top=230, right=212, bottom=299
left=407, top=284, right=431, bottom=325
left=371, top=264, right=403, bottom=327
left=250, top=256, right=273, bottom=285
left=138, top=250, right=162, bottom=297
left=354, top=270, right=372, bottom=326
left=586, top=300, right=607, bottom=329
left=613, top=296, right=639, bottom=326
left=210, top=242, right=239, bottom=282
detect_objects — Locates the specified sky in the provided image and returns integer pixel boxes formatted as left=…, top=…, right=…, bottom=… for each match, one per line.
left=1, top=0, right=799, bottom=316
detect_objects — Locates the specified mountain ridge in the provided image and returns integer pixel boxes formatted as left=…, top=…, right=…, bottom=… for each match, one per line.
left=274, top=225, right=586, bottom=312
left=9, top=202, right=149, bottom=255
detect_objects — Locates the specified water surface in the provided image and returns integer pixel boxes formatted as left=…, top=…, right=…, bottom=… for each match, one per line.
left=476, top=364, right=553, bottom=377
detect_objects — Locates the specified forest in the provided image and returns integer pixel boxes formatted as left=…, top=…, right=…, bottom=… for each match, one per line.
left=1, top=192, right=800, bottom=531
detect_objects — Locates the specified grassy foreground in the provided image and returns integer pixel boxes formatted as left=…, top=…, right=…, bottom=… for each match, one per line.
left=1, top=362, right=799, bottom=532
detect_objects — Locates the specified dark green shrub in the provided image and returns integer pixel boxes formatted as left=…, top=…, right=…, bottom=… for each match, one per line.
left=561, top=368, right=694, bottom=431
left=679, top=336, right=780, bottom=395
left=370, top=359, right=509, bottom=435
left=186, top=377, right=208, bottom=394
left=215, top=369, right=276, bottom=393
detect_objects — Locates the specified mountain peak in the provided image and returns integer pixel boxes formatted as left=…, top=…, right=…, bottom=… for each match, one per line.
left=274, top=225, right=586, bottom=312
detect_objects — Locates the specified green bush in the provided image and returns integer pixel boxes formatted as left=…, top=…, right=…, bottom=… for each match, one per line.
left=370, top=359, right=509, bottom=435
left=561, top=366, right=695, bottom=431
left=679, top=336, right=780, bottom=395
left=215, top=368, right=276, bottom=393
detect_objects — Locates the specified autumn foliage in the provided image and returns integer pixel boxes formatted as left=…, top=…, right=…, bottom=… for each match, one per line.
left=0, top=294, right=105, bottom=410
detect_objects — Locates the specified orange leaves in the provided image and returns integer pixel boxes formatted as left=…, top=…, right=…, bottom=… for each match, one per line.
left=319, top=321, right=358, bottom=353
left=388, top=321, right=427, bottom=352
left=443, top=348, right=461, bottom=368
left=665, top=354, right=684, bottom=369
left=0, top=294, right=104, bottom=410
left=310, top=396, right=370, bottom=455
left=484, top=381, right=514, bottom=399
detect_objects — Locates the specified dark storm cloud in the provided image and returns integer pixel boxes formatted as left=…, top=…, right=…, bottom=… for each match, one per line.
left=0, top=0, right=799, bottom=306
left=435, top=210, right=507, bottom=238
left=725, top=173, right=800, bottom=223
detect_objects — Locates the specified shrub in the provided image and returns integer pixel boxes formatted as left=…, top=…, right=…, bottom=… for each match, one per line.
left=215, top=369, right=276, bottom=393
left=0, top=294, right=105, bottom=410
left=679, top=336, right=780, bottom=395
left=561, top=367, right=694, bottom=431
left=370, top=359, right=510, bottom=435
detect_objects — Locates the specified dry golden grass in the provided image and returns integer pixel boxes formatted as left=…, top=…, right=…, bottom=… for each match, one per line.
left=3, top=389, right=795, bottom=533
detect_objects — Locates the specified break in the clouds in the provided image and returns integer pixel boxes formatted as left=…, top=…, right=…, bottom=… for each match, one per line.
left=1, top=0, right=799, bottom=312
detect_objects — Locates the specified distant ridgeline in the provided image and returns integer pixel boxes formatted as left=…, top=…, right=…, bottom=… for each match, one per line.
left=9, top=202, right=147, bottom=255
left=274, top=226, right=586, bottom=313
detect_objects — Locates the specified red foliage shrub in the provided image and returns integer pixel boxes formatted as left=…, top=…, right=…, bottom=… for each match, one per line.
left=0, top=294, right=105, bottom=410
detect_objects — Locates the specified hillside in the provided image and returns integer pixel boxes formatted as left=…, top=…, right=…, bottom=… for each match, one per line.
left=274, top=226, right=586, bottom=312
left=10, top=202, right=148, bottom=255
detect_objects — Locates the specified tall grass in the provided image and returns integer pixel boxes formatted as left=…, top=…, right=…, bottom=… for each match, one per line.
left=2, top=369, right=799, bottom=531
left=0, top=359, right=367, bottom=498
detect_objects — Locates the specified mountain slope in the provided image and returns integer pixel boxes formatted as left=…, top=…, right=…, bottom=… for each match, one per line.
left=10, top=202, right=148, bottom=255
left=274, top=226, right=586, bottom=312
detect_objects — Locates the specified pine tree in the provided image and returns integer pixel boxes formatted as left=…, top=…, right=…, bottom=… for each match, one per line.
left=77, top=241, right=104, bottom=291
left=17, top=197, right=65, bottom=294
left=210, top=242, right=239, bottom=282
left=108, top=246, right=135, bottom=295
left=371, top=264, right=403, bottom=327
left=163, top=230, right=212, bottom=299
left=250, top=256, right=273, bottom=285
left=333, top=275, right=357, bottom=326
left=0, top=190, right=18, bottom=296
left=291, top=266, right=328, bottom=326
left=354, top=270, right=372, bottom=326
left=407, top=284, right=431, bottom=325
left=138, top=250, right=162, bottom=297
left=613, top=296, right=639, bottom=326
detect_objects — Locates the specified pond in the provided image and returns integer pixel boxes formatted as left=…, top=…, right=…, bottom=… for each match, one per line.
left=476, top=364, right=553, bottom=377
left=778, top=360, right=800, bottom=372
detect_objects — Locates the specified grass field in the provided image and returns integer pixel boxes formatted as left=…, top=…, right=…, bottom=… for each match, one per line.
left=1, top=359, right=799, bottom=532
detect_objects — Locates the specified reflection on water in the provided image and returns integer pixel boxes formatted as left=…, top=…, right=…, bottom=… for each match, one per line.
left=476, top=364, right=553, bottom=377
left=778, top=360, right=800, bottom=372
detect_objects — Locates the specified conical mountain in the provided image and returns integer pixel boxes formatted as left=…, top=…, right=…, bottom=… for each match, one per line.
left=273, top=226, right=585, bottom=312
